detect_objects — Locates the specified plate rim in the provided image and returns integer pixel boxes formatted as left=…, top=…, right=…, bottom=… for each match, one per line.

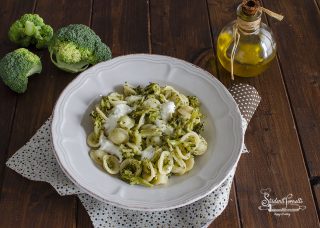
left=51, top=54, right=244, bottom=211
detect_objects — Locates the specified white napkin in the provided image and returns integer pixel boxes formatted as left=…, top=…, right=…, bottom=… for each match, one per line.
left=6, top=83, right=260, bottom=227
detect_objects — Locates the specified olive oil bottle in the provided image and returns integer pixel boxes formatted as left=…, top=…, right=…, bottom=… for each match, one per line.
left=217, top=0, right=283, bottom=78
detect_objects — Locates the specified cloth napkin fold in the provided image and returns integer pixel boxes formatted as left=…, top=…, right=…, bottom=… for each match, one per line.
left=6, top=83, right=260, bottom=228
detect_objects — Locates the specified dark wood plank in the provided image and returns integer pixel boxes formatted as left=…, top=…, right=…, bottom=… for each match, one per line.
left=262, top=0, right=320, bottom=177
left=1, top=172, right=77, bottom=228
left=77, top=198, right=92, bottom=228
left=207, top=0, right=320, bottom=227
left=0, top=0, right=36, bottom=196
left=150, top=0, right=241, bottom=227
left=0, top=0, right=92, bottom=227
left=91, top=0, right=150, bottom=57
left=76, top=0, right=150, bottom=226
left=150, top=0, right=213, bottom=61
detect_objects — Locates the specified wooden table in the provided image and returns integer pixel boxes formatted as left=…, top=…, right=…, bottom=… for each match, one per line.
left=0, top=0, right=319, bottom=227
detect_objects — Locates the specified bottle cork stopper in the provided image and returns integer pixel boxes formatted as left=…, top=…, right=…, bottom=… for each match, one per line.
left=242, top=0, right=260, bottom=15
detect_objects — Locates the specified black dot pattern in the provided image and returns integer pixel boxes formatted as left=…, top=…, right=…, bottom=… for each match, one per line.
left=6, top=84, right=260, bottom=227
left=229, top=83, right=261, bottom=124
left=230, top=83, right=261, bottom=153
left=78, top=170, right=235, bottom=228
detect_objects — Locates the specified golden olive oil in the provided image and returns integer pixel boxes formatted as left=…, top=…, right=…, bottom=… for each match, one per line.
left=217, top=0, right=278, bottom=77
left=217, top=30, right=276, bottom=77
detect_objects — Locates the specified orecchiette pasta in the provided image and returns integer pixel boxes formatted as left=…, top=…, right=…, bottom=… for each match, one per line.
left=177, top=105, right=193, bottom=119
left=108, top=92, right=127, bottom=106
left=108, top=128, right=129, bottom=145
left=157, top=151, right=173, bottom=175
left=175, top=146, right=191, bottom=160
left=181, top=131, right=201, bottom=152
left=120, top=158, right=142, bottom=177
left=143, top=98, right=161, bottom=109
left=87, top=132, right=101, bottom=148
left=153, top=172, right=169, bottom=185
left=146, top=136, right=162, bottom=146
left=87, top=83, right=208, bottom=187
left=95, top=107, right=108, bottom=120
left=103, top=154, right=120, bottom=174
left=119, top=115, right=135, bottom=129
left=172, top=151, right=187, bottom=175
left=140, top=124, right=162, bottom=138
left=132, top=130, right=142, bottom=147
left=142, top=160, right=156, bottom=182
left=89, top=150, right=107, bottom=166
left=185, top=156, right=195, bottom=172
left=193, top=135, right=208, bottom=156
left=125, top=95, right=143, bottom=105
left=123, top=82, right=137, bottom=96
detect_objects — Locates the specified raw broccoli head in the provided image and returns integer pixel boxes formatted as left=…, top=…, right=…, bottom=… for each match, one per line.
left=0, top=48, right=42, bottom=93
left=48, top=24, right=112, bottom=73
left=8, top=14, right=53, bottom=49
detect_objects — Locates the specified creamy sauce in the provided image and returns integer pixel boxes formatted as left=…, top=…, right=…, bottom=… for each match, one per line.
left=160, top=101, right=175, bottom=121
left=104, top=104, right=132, bottom=134
left=141, top=146, right=155, bottom=160
left=99, top=135, right=123, bottom=162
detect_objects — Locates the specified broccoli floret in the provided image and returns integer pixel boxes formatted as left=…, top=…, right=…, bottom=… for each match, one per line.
left=0, top=48, right=42, bottom=93
left=8, top=14, right=53, bottom=49
left=48, top=24, right=112, bottom=73
left=188, top=96, right=200, bottom=108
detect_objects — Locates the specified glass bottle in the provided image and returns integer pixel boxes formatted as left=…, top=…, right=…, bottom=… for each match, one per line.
left=217, top=0, right=277, bottom=77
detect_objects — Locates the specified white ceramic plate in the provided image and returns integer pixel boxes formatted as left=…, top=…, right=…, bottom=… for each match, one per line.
left=52, top=54, right=243, bottom=211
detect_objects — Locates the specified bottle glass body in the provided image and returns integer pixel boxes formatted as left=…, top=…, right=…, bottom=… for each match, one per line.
left=217, top=19, right=277, bottom=77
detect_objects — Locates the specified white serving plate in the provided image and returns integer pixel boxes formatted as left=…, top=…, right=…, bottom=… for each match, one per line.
left=51, top=54, right=243, bottom=211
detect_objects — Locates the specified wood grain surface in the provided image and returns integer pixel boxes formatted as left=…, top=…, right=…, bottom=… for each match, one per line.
left=0, top=0, right=319, bottom=227
left=207, top=0, right=320, bottom=227
left=0, top=0, right=36, bottom=197
left=0, top=0, right=92, bottom=227
left=263, top=0, right=320, bottom=178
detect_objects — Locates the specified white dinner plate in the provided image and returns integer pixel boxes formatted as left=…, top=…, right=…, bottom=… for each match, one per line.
left=51, top=54, right=243, bottom=211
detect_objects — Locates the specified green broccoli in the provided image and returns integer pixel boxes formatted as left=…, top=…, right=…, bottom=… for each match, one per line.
left=188, top=96, right=200, bottom=108
left=8, top=14, right=53, bottom=49
left=48, top=24, right=112, bottom=73
left=0, top=48, right=42, bottom=93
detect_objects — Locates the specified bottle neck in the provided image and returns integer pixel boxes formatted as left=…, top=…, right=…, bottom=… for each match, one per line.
left=236, top=17, right=261, bottom=34
left=236, top=4, right=262, bottom=34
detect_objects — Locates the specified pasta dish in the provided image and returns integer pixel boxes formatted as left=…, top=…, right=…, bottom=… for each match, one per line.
left=87, top=83, right=208, bottom=187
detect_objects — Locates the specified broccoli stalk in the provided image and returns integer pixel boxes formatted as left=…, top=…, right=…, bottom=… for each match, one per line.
left=0, top=48, right=42, bottom=93
left=8, top=14, right=53, bottom=49
left=48, top=24, right=112, bottom=73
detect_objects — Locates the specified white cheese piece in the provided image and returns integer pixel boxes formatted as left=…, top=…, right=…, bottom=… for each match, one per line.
left=155, top=119, right=173, bottom=135
left=99, top=135, right=123, bottom=162
left=112, top=103, right=132, bottom=116
left=104, top=104, right=132, bottom=134
left=160, top=101, right=175, bottom=121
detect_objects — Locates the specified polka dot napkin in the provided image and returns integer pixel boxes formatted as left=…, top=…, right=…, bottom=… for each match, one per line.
left=6, top=83, right=260, bottom=228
